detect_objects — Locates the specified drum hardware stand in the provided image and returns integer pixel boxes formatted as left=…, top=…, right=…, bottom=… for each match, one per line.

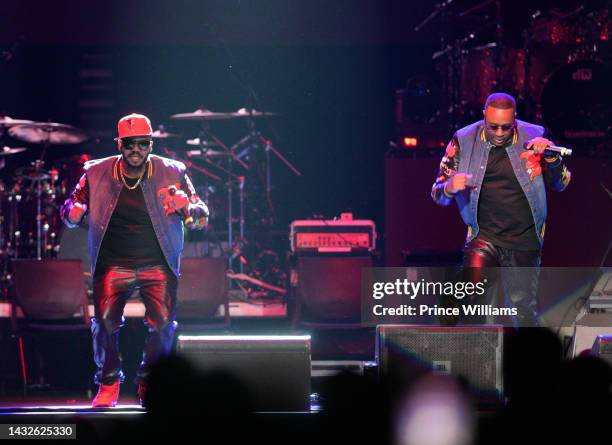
left=521, top=20, right=535, bottom=120
left=418, top=0, right=461, bottom=131
left=226, top=113, right=301, bottom=281
left=414, top=0, right=455, bottom=33
left=192, top=122, right=249, bottom=271
left=239, top=175, right=245, bottom=263
left=230, top=115, right=302, bottom=222
left=197, top=121, right=249, bottom=170
left=0, top=184, right=9, bottom=297
left=169, top=104, right=299, bottom=290
left=32, top=129, right=53, bottom=260
left=162, top=146, right=222, bottom=182
left=225, top=173, right=246, bottom=273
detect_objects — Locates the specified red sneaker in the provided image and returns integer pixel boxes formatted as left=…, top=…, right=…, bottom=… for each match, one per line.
left=137, top=383, right=148, bottom=408
left=92, top=381, right=120, bottom=408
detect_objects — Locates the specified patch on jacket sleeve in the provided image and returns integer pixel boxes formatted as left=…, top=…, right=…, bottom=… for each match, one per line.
left=157, top=183, right=184, bottom=216
left=519, top=150, right=542, bottom=180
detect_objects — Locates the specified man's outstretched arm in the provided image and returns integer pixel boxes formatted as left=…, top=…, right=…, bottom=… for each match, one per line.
left=60, top=173, right=89, bottom=228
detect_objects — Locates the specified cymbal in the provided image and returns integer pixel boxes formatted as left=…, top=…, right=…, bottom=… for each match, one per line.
left=170, top=108, right=237, bottom=121
left=8, top=122, right=88, bottom=145
left=14, top=166, right=51, bottom=181
left=152, top=129, right=181, bottom=139
left=186, top=137, right=221, bottom=147
left=0, top=115, right=35, bottom=129
left=231, top=108, right=277, bottom=118
left=0, top=146, right=27, bottom=156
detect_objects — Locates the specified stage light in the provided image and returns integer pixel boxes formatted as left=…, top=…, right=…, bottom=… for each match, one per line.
left=403, top=137, right=418, bottom=147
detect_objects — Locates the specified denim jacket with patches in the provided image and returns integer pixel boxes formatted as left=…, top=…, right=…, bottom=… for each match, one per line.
left=60, top=154, right=209, bottom=277
left=431, top=119, right=571, bottom=248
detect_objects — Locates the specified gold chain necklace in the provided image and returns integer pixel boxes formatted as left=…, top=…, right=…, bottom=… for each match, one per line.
left=119, top=161, right=145, bottom=190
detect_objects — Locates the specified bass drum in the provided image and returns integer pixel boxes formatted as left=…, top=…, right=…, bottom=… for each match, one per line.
left=460, top=48, right=498, bottom=110
left=540, top=60, right=611, bottom=142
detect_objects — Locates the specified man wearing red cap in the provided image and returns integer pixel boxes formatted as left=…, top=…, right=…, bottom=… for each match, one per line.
left=60, top=113, right=209, bottom=407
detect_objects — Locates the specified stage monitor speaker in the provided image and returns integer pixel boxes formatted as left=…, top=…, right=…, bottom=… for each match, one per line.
left=177, top=335, right=311, bottom=412
left=376, top=325, right=503, bottom=401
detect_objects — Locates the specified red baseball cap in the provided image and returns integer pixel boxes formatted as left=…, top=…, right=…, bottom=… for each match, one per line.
left=117, top=113, right=153, bottom=139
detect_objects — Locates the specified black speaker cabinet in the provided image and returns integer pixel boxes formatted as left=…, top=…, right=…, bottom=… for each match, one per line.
left=176, top=257, right=228, bottom=325
left=294, top=255, right=372, bottom=322
left=177, top=335, right=311, bottom=412
left=376, top=325, right=503, bottom=401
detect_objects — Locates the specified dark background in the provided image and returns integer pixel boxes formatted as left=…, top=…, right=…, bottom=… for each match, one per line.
left=0, top=0, right=610, bottom=394
left=0, top=0, right=609, bottom=264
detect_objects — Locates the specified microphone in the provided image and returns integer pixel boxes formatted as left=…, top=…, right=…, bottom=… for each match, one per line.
left=523, top=142, right=572, bottom=157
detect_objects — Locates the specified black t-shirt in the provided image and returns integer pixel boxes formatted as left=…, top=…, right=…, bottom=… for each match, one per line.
left=477, top=144, right=540, bottom=251
left=97, top=175, right=166, bottom=268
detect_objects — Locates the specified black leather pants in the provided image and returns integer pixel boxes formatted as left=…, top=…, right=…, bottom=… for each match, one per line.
left=461, top=237, right=541, bottom=327
left=91, top=264, right=178, bottom=385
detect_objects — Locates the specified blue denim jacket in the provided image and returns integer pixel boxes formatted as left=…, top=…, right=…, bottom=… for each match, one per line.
left=60, top=154, right=208, bottom=277
left=431, top=119, right=571, bottom=248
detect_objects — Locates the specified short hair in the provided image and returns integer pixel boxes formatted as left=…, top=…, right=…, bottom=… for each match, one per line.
left=484, top=93, right=516, bottom=110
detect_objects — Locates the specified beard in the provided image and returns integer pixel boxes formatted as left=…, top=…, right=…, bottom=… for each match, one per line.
left=123, top=153, right=149, bottom=169
left=122, top=152, right=149, bottom=174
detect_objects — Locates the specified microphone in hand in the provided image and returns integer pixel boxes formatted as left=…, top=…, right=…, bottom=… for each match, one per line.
left=523, top=141, right=572, bottom=157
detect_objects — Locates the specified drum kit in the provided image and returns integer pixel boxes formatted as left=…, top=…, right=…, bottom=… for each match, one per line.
left=413, top=1, right=611, bottom=147
left=0, top=115, right=88, bottom=268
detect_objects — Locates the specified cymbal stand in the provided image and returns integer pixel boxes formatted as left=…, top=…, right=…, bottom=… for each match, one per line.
left=7, top=186, right=20, bottom=259
left=238, top=175, right=245, bottom=274
left=421, top=1, right=458, bottom=130
left=34, top=162, right=44, bottom=260
left=33, top=128, right=52, bottom=260
left=0, top=181, right=7, bottom=298
left=162, top=147, right=222, bottom=182
left=231, top=117, right=302, bottom=222
left=198, top=121, right=249, bottom=170
left=224, top=174, right=246, bottom=274
left=194, top=121, right=248, bottom=271
left=0, top=126, right=7, bottom=261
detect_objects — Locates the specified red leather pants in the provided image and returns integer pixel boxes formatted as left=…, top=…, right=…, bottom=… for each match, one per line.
left=91, top=264, right=177, bottom=385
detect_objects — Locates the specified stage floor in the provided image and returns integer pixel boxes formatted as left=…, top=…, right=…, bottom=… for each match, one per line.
left=0, top=395, right=316, bottom=415
left=0, top=396, right=143, bottom=413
